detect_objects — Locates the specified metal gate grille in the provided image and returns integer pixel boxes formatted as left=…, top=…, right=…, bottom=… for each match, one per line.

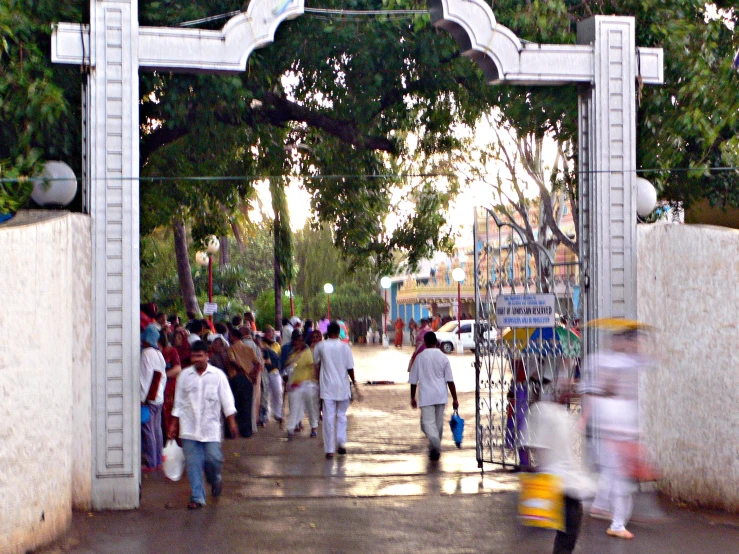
left=473, top=207, right=582, bottom=469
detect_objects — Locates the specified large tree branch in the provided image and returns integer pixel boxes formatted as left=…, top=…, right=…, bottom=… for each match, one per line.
left=262, top=92, right=396, bottom=154
left=140, top=92, right=397, bottom=166
left=140, top=126, right=189, bottom=168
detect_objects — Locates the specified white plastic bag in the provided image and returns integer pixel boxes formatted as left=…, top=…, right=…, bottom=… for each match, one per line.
left=162, top=439, right=185, bottom=481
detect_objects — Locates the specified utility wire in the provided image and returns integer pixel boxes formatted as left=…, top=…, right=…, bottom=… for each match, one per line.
left=178, top=10, right=241, bottom=27
left=177, top=7, right=428, bottom=27
left=2, top=166, right=739, bottom=184
left=304, top=7, right=428, bottom=16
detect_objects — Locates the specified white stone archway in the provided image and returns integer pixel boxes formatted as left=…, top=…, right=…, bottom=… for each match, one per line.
left=52, top=0, right=662, bottom=509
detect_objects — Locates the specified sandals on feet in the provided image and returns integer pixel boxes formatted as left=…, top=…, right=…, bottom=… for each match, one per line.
left=187, top=501, right=204, bottom=510
left=607, top=528, right=634, bottom=540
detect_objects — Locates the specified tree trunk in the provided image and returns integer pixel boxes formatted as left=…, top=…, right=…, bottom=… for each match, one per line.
left=173, top=219, right=201, bottom=316
left=219, top=235, right=230, bottom=266
left=273, top=223, right=283, bottom=330
left=230, top=221, right=246, bottom=253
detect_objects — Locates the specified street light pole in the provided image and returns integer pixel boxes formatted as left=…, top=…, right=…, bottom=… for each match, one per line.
left=451, top=267, right=466, bottom=349
left=285, top=287, right=295, bottom=317
left=207, top=256, right=213, bottom=322
left=457, top=280, right=461, bottom=339
left=380, top=277, right=392, bottom=349
left=324, top=283, right=334, bottom=319
left=196, top=237, right=220, bottom=324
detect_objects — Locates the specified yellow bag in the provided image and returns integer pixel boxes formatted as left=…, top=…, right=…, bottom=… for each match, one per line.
left=518, top=473, right=565, bottom=530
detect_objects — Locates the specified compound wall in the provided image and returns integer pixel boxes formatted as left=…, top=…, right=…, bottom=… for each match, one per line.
left=638, top=223, right=739, bottom=512
left=0, top=211, right=92, bottom=553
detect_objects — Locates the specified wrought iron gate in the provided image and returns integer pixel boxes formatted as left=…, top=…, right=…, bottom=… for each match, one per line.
left=473, top=207, right=582, bottom=470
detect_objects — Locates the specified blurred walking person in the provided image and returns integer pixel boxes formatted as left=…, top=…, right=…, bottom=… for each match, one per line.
left=580, top=321, right=652, bottom=540
left=526, top=381, right=595, bottom=553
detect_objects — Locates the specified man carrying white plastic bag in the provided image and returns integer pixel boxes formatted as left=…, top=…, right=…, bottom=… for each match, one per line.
left=161, top=439, right=184, bottom=481
left=167, top=341, right=238, bottom=509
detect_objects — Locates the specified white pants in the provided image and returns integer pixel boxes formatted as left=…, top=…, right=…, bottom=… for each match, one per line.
left=260, top=370, right=271, bottom=417
left=592, top=439, right=636, bottom=531
left=268, top=371, right=284, bottom=420
left=287, top=381, right=320, bottom=431
left=420, top=404, right=446, bottom=452
left=322, top=398, right=350, bottom=454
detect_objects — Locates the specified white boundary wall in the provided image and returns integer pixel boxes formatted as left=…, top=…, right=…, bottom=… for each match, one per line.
left=638, top=223, right=739, bottom=512
left=0, top=211, right=92, bottom=553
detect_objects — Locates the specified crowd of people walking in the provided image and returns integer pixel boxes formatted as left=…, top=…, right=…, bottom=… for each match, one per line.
left=139, top=304, right=361, bottom=509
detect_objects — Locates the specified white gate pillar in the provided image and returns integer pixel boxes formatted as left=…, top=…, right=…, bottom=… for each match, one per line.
left=87, top=0, right=141, bottom=509
left=52, top=0, right=305, bottom=510
left=577, top=17, right=639, bottom=355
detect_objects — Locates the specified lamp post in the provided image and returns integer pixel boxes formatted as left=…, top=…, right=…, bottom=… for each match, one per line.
left=196, top=236, right=220, bottom=323
left=323, top=283, right=334, bottom=319
left=452, top=268, right=466, bottom=345
left=380, top=276, right=392, bottom=348
left=284, top=288, right=295, bottom=317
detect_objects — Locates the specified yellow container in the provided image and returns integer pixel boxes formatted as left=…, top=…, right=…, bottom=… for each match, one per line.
left=518, top=473, right=565, bottom=530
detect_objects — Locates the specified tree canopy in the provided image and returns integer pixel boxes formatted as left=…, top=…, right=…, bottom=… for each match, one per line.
left=2, top=0, right=737, bottom=257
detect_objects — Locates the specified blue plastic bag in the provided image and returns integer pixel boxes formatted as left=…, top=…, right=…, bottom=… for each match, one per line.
left=449, top=410, right=464, bottom=448
left=141, top=404, right=151, bottom=425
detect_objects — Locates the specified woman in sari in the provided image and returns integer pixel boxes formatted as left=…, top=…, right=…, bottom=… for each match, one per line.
left=158, top=332, right=181, bottom=442
left=394, top=318, right=405, bottom=348
left=172, top=326, right=191, bottom=368
left=226, top=328, right=262, bottom=437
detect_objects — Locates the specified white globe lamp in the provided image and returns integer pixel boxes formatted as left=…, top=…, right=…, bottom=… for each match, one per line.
left=451, top=267, right=466, bottom=283
left=205, top=235, right=220, bottom=254
left=31, top=161, right=78, bottom=207
left=195, top=251, right=210, bottom=267
left=636, top=177, right=658, bottom=218
left=324, top=283, right=334, bottom=320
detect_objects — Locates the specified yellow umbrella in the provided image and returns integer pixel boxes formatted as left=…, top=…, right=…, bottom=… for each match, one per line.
left=585, top=318, right=653, bottom=332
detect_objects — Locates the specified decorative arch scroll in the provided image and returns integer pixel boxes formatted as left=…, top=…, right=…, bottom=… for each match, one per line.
left=53, top=0, right=306, bottom=73
left=53, top=0, right=661, bottom=84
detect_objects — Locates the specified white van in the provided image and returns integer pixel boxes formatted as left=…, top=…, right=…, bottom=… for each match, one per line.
left=434, top=319, right=494, bottom=354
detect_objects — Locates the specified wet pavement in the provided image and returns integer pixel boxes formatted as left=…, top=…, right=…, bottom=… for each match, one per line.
left=42, top=345, right=739, bottom=553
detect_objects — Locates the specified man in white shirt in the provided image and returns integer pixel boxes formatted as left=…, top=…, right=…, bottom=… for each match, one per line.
left=141, top=324, right=166, bottom=473
left=409, top=332, right=459, bottom=461
left=168, top=341, right=238, bottom=509
left=313, top=322, right=359, bottom=459
left=280, top=317, right=293, bottom=346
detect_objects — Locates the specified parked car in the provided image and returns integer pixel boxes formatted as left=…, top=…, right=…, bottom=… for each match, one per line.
left=434, top=319, right=495, bottom=354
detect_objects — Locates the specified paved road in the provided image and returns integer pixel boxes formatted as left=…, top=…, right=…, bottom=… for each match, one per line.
left=42, top=345, right=739, bottom=553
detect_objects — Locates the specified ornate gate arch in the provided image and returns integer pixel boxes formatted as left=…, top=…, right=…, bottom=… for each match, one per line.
left=51, top=1, right=662, bottom=507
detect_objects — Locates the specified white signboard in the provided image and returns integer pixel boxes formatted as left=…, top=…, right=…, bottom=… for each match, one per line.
left=203, top=302, right=218, bottom=315
left=496, top=294, right=556, bottom=328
